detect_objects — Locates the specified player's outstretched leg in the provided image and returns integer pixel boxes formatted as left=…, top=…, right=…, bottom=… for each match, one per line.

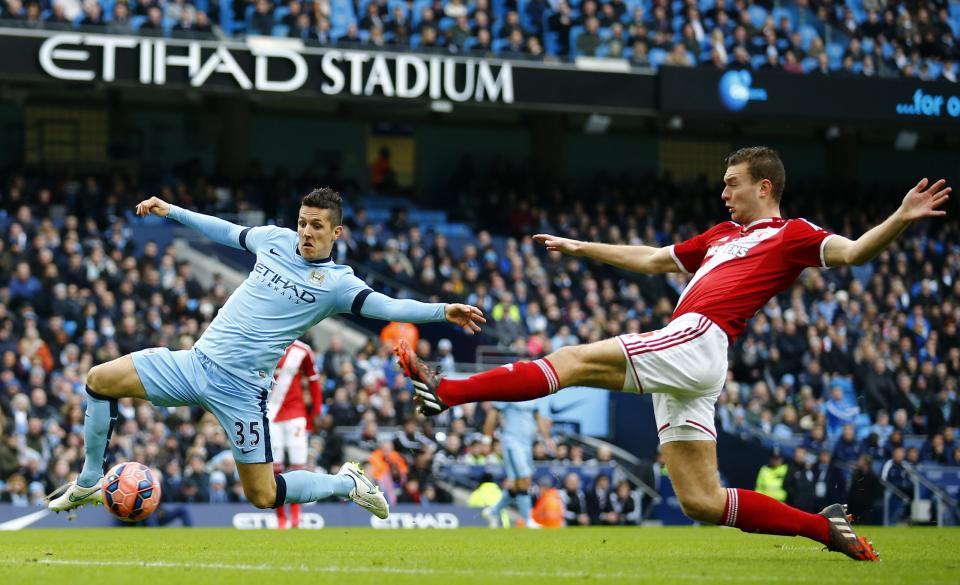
left=664, top=441, right=879, bottom=562
left=48, top=357, right=145, bottom=512
left=271, top=463, right=389, bottom=519
left=394, top=338, right=623, bottom=415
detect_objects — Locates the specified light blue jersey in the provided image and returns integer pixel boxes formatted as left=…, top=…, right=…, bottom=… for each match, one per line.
left=169, top=205, right=447, bottom=383
left=498, top=400, right=541, bottom=445
left=131, top=206, right=447, bottom=464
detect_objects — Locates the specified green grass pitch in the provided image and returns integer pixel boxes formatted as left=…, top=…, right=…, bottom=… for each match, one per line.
left=1, top=527, right=958, bottom=584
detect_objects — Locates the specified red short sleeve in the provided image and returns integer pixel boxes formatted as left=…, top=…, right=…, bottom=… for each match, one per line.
left=670, top=223, right=731, bottom=273
left=784, top=219, right=835, bottom=268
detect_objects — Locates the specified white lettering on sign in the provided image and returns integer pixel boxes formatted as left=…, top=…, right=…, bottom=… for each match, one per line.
left=36, top=34, right=514, bottom=104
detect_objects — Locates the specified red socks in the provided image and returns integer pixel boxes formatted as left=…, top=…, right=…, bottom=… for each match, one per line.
left=723, top=488, right=830, bottom=545
left=290, top=503, right=301, bottom=528
left=437, top=359, right=560, bottom=406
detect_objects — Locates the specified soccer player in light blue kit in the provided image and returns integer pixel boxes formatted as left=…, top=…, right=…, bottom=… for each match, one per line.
left=48, top=188, right=485, bottom=518
left=481, top=399, right=554, bottom=527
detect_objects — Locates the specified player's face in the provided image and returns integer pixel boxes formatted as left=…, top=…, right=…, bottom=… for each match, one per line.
left=721, top=163, right=769, bottom=224
left=297, top=206, right=342, bottom=261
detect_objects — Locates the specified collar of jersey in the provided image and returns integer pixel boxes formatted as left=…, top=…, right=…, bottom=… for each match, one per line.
left=295, top=246, right=333, bottom=264
left=740, top=216, right=785, bottom=232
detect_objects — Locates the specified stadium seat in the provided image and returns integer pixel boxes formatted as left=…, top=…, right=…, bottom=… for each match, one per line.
left=799, top=25, right=818, bottom=51
left=826, top=42, right=844, bottom=68
left=272, top=24, right=290, bottom=37
left=648, top=47, right=667, bottom=68
left=747, top=5, right=767, bottom=29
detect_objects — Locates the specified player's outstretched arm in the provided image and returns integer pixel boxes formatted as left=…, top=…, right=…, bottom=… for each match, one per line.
left=824, top=178, right=950, bottom=267
left=532, top=233, right=682, bottom=274
left=355, top=292, right=486, bottom=335
left=136, top=196, right=250, bottom=250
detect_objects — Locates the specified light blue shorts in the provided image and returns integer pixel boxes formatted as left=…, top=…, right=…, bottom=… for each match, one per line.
left=131, top=347, right=273, bottom=464
left=501, top=439, right=534, bottom=480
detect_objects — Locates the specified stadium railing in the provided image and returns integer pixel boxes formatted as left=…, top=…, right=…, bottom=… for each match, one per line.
left=906, top=465, right=960, bottom=527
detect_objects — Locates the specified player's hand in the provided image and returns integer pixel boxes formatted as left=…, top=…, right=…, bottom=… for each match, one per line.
left=898, top=178, right=950, bottom=222
left=445, top=303, right=486, bottom=335
left=533, top=233, right=584, bottom=256
left=544, top=437, right=557, bottom=454
left=135, top=196, right=172, bottom=218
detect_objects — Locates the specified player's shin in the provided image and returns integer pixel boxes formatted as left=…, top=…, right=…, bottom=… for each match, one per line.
left=516, top=490, right=534, bottom=524
left=438, top=359, right=559, bottom=405
left=722, top=488, right=830, bottom=545
left=290, top=503, right=301, bottom=528
left=277, top=469, right=354, bottom=503
left=77, top=386, right=119, bottom=488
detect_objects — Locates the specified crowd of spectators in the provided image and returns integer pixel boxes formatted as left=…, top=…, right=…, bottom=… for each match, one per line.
left=1, top=0, right=959, bottom=79
left=0, top=169, right=638, bottom=521
left=0, top=160, right=957, bottom=523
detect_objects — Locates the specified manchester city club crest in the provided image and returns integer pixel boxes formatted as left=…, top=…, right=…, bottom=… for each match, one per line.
left=309, top=270, right=325, bottom=285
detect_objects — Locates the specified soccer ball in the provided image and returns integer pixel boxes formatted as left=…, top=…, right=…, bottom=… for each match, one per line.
left=102, top=462, right=162, bottom=522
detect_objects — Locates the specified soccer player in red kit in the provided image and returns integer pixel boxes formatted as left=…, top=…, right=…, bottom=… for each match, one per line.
left=269, top=339, right=323, bottom=529
left=396, top=147, right=951, bottom=560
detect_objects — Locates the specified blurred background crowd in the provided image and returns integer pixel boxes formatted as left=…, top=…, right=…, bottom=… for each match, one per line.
left=0, top=160, right=956, bottom=525
left=2, top=0, right=960, bottom=78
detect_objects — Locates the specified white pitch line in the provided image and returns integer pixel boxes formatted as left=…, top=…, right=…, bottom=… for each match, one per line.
left=0, top=558, right=888, bottom=583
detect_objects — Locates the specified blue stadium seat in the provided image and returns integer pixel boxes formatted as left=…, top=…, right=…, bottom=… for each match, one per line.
left=671, top=14, right=685, bottom=32
left=799, top=25, right=818, bottom=51
left=648, top=47, right=667, bottom=68
left=772, top=7, right=798, bottom=30
left=801, top=56, right=818, bottom=72
left=568, top=25, right=584, bottom=57
left=826, top=42, right=844, bottom=68
left=131, top=15, right=147, bottom=31
left=861, top=38, right=874, bottom=53
left=272, top=24, right=289, bottom=37
left=751, top=54, right=766, bottom=69
left=274, top=7, right=289, bottom=23
left=747, top=5, right=767, bottom=29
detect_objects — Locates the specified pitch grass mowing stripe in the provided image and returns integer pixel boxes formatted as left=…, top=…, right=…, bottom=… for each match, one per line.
left=0, top=557, right=845, bottom=581
left=1, top=527, right=957, bottom=585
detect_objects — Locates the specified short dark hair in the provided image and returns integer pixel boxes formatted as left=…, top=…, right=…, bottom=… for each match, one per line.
left=301, top=187, right=343, bottom=225
left=724, top=146, right=785, bottom=203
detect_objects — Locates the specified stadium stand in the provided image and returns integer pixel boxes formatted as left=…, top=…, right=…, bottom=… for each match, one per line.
left=0, top=0, right=958, bottom=78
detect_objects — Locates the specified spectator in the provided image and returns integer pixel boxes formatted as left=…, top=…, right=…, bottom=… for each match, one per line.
left=847, top=455, right=883, bottom=524
left=586, top=474, right=616, bottom=524
left=559, top=472, right=590, bottom=526
left=784, top=447, right=818, bottom=513
left=576, top=17, right=602, bottom=57
left=755, top=450, right=788, bottom=502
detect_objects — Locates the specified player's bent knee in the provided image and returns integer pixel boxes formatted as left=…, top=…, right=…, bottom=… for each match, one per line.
left=86, top=364, right=108, bottom=393
left=248, top=489, right=277, bottom=509
left=677, top=492, right=724, bottom=523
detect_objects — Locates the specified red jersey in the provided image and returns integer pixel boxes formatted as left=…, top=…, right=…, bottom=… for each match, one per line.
left=669, top=217, right=835, bottom=340
left=268, top=340, right=323, bottom=427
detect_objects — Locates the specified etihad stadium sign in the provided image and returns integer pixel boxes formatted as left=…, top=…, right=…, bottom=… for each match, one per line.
left=37, top=33, right=514, bottom=103
left=0, top=27, right=657, bottom=113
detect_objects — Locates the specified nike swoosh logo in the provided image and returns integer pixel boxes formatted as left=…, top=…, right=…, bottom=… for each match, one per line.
left=68, top=491, right=94, bottom=503
left=354, top=472, right=378, bottom=494
left=269, top=248, right=281, bottom=256
left=549, top=399, right=586, bottom=416
left=241, top=447, right=257, bottom=454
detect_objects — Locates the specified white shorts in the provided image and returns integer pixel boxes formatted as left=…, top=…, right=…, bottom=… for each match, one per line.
left=269, top=417, right=309, bottom=466
left=616, top=313, right=728, bottom=443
